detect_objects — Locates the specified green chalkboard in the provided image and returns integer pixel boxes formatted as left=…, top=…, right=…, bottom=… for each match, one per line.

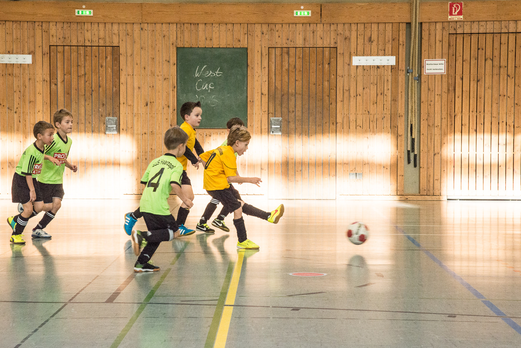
left=177, top=48, right=248, bottom=129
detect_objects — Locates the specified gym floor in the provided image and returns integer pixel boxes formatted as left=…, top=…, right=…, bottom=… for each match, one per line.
left=1, top=197, right=521, bottom=347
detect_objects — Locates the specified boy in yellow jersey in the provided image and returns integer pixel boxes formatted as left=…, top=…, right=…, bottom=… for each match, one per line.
left=176, top=101, right=205, bottom=234
left=7, top=121, right=57, bottom=244
left=196, top=117, right=244, bottom=233
left=199, top=125, right=284, bottom=249
left=24, top=109, right=77, bottom=238
left=131, top=126, right=195, bottom=272
left=123, top=101, right=204, bottom=236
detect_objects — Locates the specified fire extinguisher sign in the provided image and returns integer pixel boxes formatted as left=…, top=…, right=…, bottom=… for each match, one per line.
left=449, top=2, right=463, bottom=21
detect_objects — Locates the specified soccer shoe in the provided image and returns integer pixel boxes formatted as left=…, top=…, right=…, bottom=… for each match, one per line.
left=7, top=216, right=17, bottom=233
left=10, top=234, right=26, bottom=245
left=134, top=261, right=160, bottom=273
left=124, top=213, right=137, bottom=236
left=212, top=219, right=230, bottom=232
left=196, top=222, right=215, bottom=234
left=131, top=230, right=144, bottom=256
left=178, top=224, right=195, bottom=236
left=267, top=204, right=285, bottom=224
left=237, top=239, right=260, bottom=250
left=17, top=203, right=24, bottom=214
left=32, top=229, right=52, bottom=239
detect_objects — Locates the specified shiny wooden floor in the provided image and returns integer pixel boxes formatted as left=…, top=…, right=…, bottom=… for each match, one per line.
left=2, top=197, right=521, bottom=348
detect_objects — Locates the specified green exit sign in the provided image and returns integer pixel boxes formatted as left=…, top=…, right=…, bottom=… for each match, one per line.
left=294, top=10, right=311, bottom=17
left=75, top=9, right=93, bottom=16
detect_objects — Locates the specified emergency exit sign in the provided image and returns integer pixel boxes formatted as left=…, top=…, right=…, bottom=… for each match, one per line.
left=294, top=10, right=311, bottom=16
left=75, top=9, right=93, bottom=16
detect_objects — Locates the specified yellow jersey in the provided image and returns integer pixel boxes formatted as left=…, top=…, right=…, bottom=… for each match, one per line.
left=200, top=145, right=237, bottom=191
left=177, top=121, right=196, bottom=170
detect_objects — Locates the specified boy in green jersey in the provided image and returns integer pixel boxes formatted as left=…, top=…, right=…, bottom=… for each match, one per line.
left=196, top=117, right=245, bottom=234
left=22, top=109, right=77, bottom=238
left=7, top=121, right=57, bottom=244
left=130, top=126, right=195, bottom=273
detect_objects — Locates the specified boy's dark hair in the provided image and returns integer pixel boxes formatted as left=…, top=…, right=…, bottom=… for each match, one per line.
left=180, top=101, right=201, bottom=121
left=33, top=121, right=54, bottom=138
left=226, top=117, right=244, bottom=129
left=164, top=126, right=189, bottom=150
left=227, top=125, right=251, bottom=146
left=53, top=108, right=73, bottom=125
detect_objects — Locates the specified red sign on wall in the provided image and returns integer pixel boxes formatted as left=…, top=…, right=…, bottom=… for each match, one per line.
left=449, top=2, right=463, bottom=20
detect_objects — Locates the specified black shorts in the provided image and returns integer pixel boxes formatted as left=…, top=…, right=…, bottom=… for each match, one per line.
left=207, top=186, right=242, bottom=213
left=142, top=212, right=178, bottom=232
left=181, top=171, right=191, bottom=186
left=11, top=173, right=43, bottom=203
left=38, top=182, right=65, bottom=204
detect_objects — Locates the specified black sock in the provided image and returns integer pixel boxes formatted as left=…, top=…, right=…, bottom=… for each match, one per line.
left=31, top=210, right=38, bottom=218
left=14, top=214, right=29, bottom=235
left=177, top=207, right=190, bottom=225
left=242, top=204, right=270, bottom=220
left=132, top=208, right=142, bottom=220
left=233, top=217, right=247, bottom=243
left=200, top=203, right=218, bottom=223
left=35, top=211, right=55, bottom=230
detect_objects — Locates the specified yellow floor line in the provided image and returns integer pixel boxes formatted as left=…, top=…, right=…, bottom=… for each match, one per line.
left=214, top=251, right=245, bottom=348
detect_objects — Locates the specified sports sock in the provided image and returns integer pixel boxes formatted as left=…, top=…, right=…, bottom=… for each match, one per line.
left=233, top=217, right=247, bottom=243
left=200, top=202, right=218, bottom=223
left=35, top=211, right=55, bottom=230
left=31, top=210, right=38, bottom=218
left=14, top=214, right=29, bottom=235
left=177, top=207, right=190, bottom=225
left=242, top=204, right=270, bottom=220
left=132, top=208, right=142, bottom=220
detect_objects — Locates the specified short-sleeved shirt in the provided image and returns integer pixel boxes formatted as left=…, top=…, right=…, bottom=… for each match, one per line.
left=177, top=121, right=197, bottom=170
left=220, top=139, right=238, bottom=158
left=200, top=145, right=237, bottom=191
left=15, top=142, right=45, bottom=177
left=139, top=153, right=184, bottom=215
left=38, top=133, right=73, bottom=184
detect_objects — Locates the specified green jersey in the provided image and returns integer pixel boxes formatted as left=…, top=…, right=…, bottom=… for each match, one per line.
left=140, top=153, right=184, bottom=215
left=15, top=142, right=45, bottom=177
left=39, top=133, right=73, bottom=184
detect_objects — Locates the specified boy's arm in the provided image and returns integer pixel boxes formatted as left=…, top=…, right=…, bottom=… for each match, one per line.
left=44, top=154, right=60, bottom=166
left=183, top=147, right=200, bottom=165
left=64, top=159, right=78, bottom=172
left=193, top=139, right=204, bottom=156
left=171, top=183, right=193, bottom=208
left=25, top=175, right=36, bottom=202
left=227, top=175, right=261, bottom=187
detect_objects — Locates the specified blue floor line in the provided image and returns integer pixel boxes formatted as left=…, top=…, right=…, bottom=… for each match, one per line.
left=396, top=225, right=521, bottom=335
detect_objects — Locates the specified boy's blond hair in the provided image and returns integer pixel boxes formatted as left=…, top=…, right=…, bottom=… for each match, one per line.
left=227, top=125, right=250, bottom=146
left=164, top=126, right=189, bottom=150
left=53, top=108, right=73, bottom=125
left=33, top=121, right=54, bottom=138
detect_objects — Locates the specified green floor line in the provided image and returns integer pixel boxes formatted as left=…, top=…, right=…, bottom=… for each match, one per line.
left=110, top=243, right=188, bottom=348
left=204, top=260, right=235, bottom=348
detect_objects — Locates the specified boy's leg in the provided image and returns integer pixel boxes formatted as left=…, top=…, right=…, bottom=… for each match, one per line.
left=196, top=198, right=218, bottom=233
left=242, top=203, right=285, bottom=224
left=124, top=207, right=141, bottom=236
left=33, top=184, right=63, bottom=238
left=177, top=172, right=195, bottom=234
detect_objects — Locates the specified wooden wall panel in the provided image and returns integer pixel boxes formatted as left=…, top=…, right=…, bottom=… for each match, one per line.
left=0, top=20, right=407, bottom=199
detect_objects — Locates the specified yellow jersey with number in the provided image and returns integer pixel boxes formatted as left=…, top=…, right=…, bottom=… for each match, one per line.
left=200, top=145, right=237, bottom=191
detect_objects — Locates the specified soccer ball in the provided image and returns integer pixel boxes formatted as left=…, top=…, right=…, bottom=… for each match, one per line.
left=347, top=222, right=369, bottom=245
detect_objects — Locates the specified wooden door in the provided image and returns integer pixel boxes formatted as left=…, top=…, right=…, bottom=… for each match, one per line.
left=448, top=33, right=521, bottom=197
left=50, top=45, right=120, bottom=198
left=268, top=47, right=337, bottom=199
